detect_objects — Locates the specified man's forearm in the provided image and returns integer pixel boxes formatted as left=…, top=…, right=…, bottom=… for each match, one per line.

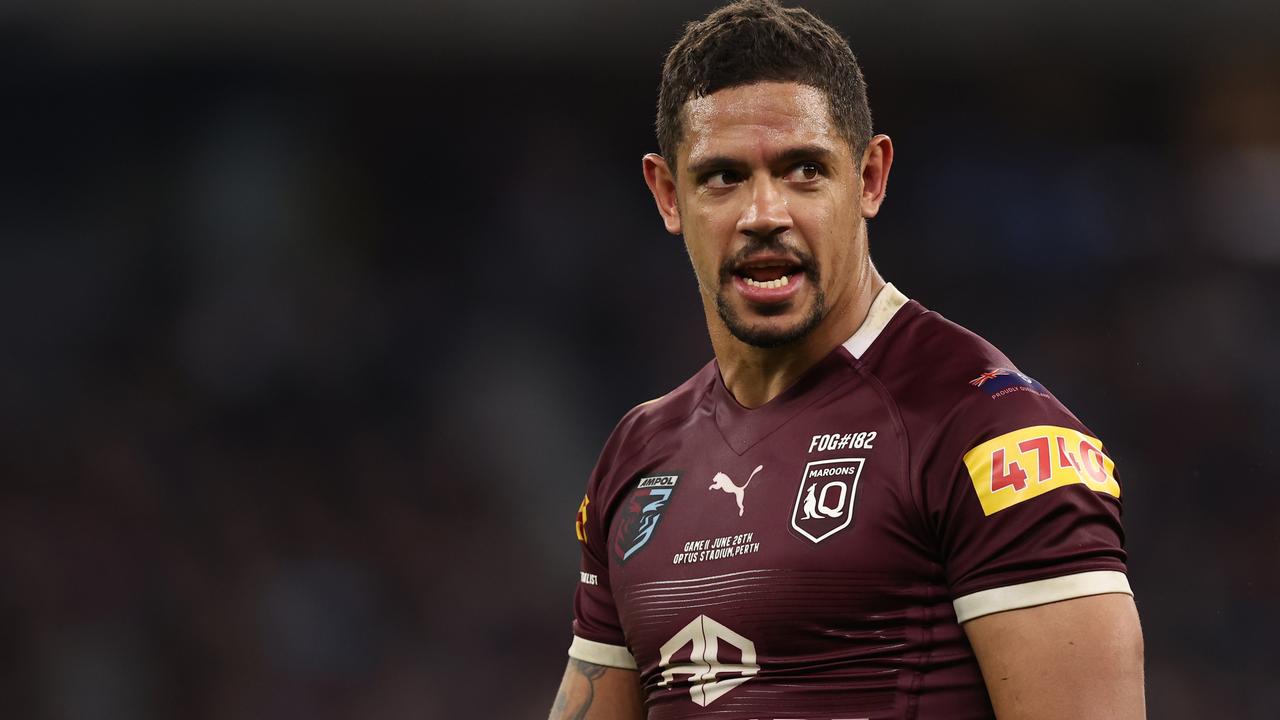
left=549, top=658, right=644, bottom=720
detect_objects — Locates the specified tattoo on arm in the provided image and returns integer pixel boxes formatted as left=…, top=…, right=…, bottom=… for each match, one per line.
left=551, top=659, right=610, bottom=720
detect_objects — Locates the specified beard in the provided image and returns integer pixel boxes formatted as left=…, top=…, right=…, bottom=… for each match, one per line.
left=714, top=243, right=825, bottom=349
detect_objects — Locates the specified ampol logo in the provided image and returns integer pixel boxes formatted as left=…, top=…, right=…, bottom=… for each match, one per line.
left=790, top=458, right=863, bottom=543
left=611, top=474, right=680, bottom=563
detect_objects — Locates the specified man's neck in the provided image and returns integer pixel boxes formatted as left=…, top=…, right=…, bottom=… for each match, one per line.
left=712, top=270, right=885, bottom=409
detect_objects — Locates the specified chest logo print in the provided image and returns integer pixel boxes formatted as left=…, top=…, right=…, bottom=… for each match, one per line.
left=799, top=482, right=843, bottom=519
left=790, top=458, right=864, bottom=544
left=708, top=464, right=762, bottom=517
left=658, top=614, right=758, bottom=707
left=611, top=473, right=680, bottom=563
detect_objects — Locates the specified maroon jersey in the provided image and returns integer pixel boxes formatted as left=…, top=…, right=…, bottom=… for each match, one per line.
left=568, top=284, right=1130, bottom=720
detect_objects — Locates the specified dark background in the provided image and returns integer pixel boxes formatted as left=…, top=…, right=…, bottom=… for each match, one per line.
left=1, top=1, right=1277, bottom=717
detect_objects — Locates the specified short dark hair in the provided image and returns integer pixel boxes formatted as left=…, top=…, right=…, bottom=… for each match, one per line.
left=656, top=0, right=872, bottom=169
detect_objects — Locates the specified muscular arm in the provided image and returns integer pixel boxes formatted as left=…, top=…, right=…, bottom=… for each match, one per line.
left=548, top=658, right=645, bottom=720
left=964, top=593, right=1145, bottom=719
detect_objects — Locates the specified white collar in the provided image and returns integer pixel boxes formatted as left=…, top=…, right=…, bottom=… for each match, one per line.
left=840, top=282, right=910, bottom=359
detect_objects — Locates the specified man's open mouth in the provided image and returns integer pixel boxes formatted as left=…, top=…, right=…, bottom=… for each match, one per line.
left=733, top=258, right=805, bottom=290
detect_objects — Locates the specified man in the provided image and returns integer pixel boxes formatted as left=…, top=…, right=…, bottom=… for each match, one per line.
left=550, top=1, right=1144, bottom=718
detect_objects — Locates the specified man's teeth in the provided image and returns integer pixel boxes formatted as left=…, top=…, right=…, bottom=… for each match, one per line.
left=743, top=275, right=791, bottom=289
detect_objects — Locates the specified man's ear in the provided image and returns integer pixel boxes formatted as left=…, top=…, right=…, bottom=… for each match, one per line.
left=859, top=134, right=894, bottom=219
left=642, top=153, right=682, bottom=235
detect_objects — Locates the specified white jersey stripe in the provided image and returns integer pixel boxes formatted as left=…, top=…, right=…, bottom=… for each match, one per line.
left=629, top=568, right=786, bottom=588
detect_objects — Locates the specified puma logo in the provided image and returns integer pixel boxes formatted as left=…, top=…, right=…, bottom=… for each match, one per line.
left=709, top=465, right=763, bottom=517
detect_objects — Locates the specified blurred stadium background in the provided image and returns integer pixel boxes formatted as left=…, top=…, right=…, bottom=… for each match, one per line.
left=1, top=1, right=1277, bottom=717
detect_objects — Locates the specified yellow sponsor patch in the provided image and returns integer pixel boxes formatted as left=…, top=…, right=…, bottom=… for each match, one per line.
left=575, top=494, right=590, bottom=542
left=963, top=425, right=1120, bottom=516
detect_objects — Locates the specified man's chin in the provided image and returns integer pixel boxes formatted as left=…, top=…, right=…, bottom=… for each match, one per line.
left=716, top=287, right=827, bottom=349
left=730, top=325, right=811, bottom=348
left=718, top=307, right=824, bottom=349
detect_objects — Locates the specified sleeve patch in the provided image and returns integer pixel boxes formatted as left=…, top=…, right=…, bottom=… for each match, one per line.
left=575, top=494, right=590, bottom=543
left=963, top=425, right=1119, bottom=516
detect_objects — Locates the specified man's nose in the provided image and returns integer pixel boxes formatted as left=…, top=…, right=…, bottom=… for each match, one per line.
left=736, top=177, right=792, bottom=238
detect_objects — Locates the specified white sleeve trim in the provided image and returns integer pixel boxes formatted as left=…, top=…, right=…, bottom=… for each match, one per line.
left=953, top=570, right=1132, bottom=623
left=568, top=635, right=637, bottom=670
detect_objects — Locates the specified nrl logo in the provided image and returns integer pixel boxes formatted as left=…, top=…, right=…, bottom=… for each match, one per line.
left=790, top=458, right=863, bottom=544
left=612, top=473, right=680, bottom=563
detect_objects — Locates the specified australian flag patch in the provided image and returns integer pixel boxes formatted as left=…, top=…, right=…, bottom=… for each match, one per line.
left=969, top=367, right=1051, bottom=400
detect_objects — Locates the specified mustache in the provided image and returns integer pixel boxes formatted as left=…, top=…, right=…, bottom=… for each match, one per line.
left=718, top=239, right=819, bottom=282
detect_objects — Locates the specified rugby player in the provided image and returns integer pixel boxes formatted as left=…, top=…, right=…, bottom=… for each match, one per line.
left=550, top=1, right=1144, bottom=718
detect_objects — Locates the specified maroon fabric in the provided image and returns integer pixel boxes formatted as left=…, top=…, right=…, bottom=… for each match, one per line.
left=571, top=300, right=1127, bottom=720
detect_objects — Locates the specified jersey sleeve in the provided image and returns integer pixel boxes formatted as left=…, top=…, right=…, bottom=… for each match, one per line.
left=922, top=375, right=1130, bottom=623
left=567, top=431, right=638, bottom=669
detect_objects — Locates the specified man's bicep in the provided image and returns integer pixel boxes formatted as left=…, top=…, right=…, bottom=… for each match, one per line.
left=963, top=592, right=1145, bottom=720
left=548, top=658, right=644, bottom=720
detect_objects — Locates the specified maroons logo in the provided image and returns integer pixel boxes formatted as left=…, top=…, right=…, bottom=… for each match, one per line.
left=790, top=458, right=863, bottom=544
left=612, top=473, right=680, bottom=563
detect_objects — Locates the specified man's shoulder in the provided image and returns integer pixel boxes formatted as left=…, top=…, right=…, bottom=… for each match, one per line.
left=594, top=360, right=717, bottom=475
left=867, top=301, right=1019, bottom=411
left=868, top=299, right=1088, bottom=455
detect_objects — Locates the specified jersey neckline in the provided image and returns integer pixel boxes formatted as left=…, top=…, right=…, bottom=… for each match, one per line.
left=709, top=283, right=914, bottom=455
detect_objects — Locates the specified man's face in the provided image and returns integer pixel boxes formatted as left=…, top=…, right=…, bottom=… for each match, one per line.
left=671, top=82, right=866, bottom=349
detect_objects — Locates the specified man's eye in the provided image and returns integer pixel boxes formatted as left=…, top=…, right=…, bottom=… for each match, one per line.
left=785, top=162, right=823, bottom=182
left=705, top=170, right=743, bottom=188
